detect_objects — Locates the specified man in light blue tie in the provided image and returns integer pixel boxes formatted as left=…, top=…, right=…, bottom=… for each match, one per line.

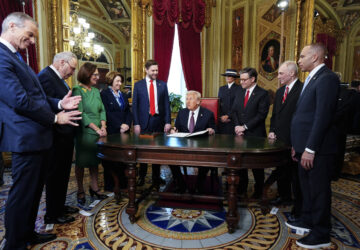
left=38, top=52, right=80, bottom=225
left=287, top=43, right=339, bottom=249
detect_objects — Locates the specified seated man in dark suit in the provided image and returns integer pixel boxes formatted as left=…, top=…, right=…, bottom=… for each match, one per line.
left=170, top=90, right=215, bottom=193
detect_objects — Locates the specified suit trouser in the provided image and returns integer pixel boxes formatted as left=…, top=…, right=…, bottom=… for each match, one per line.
left=0, top=152, right=4, bottom=185
left=297, top=153, right=335, bottom=240
left=138, top=115, right=163, bottom=183
left=45, top=133, right=74, bottom=218
left=5, top=150, right=49, bottom=250
left=238, top=169, right=264, bottom=194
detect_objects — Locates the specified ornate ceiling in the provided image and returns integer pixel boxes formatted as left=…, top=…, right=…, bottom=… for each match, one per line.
left=77, top=0, right=131, bottom=42
left=325, top=0, right=360, bottom=31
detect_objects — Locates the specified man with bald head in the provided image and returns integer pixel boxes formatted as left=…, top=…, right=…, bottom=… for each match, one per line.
left=266, top=61, right=303, bottom=216
left=286, top=44, right=339, bottom=249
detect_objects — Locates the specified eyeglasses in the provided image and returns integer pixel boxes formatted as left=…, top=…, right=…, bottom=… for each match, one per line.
left=66, top=61, right=76, bottom=71
left=92, top=73, right=100, bottom=77
left=240, top=78, right=250, bottom=82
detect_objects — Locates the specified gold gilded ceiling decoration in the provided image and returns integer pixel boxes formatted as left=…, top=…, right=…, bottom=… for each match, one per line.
left=99, top=0, right=130, bottom=19
left=262, top=4, right=282, bottom=23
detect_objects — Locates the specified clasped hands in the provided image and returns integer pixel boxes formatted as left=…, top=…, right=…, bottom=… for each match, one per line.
left=220, top=115, right=231, bottom=123
left=134, top=123, right=172, bottom=135
left=57, top=91, right=82, bottom=126
left=234, top=125, right=246, bottom=136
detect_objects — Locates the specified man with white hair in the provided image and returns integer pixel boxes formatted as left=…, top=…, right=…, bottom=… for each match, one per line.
left=38, top=52, right=79, bottom=225
left=266, top=61, right=303, bottom=218
left=171, top=90, right=215, bottom=193
left=0, top=12, right=82, bottom=249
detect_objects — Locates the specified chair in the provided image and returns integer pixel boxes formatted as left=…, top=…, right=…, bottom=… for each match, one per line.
left=201, top=97, right=220, bottom=189
left=200, top=97, right=219, bottom=125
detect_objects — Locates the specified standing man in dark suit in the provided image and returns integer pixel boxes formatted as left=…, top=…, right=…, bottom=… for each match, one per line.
left=218, top=69, right=241, bottom=134
left=170, top=90, right=216, bottom=193
left=132, top=59, right=171, bottom=189
left=266, top=61, right=303, bottom=217
left=38, top=51, right=79, bottom=225
left=0, top=12, right=82, bottom=249
left=232, top=67, right=270, bottom=199
left=286, top=44, right=339, bottom=249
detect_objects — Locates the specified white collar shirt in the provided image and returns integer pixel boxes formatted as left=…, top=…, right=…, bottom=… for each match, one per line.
left=286, top=78, right=298, bottom=93
left=227, top=82, right=234, bottom=89
left=0, top=37, right=17, bottom=53
left=49, top=65, right=63, bottom=80
left=245, top=83, right=257, bottom=99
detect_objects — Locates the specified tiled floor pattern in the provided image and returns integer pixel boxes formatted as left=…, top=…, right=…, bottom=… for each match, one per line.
left=0, top=166, right=360, bottom=249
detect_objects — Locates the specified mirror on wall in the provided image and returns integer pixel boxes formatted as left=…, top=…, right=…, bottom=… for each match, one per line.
left=71, top=0, right=131, bottom=91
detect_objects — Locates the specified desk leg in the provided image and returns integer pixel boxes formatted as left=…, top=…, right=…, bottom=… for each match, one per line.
left=226, top=168, right=239, bottom=233
left=125, top=163, right=137, bottom=223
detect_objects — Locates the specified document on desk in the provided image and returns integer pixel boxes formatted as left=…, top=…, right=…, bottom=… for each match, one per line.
left=167, top=130, right=208, bottom=137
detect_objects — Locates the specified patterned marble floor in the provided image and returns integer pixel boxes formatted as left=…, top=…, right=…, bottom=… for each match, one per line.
left=0, top=165, right=360, bottom=249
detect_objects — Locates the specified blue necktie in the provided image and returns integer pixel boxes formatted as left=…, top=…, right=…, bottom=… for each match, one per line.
left=301, top=75, right=311, bottom=95
left=62, top=79, right=70, bottom=90
left=15, top=52, right=24, bottom=62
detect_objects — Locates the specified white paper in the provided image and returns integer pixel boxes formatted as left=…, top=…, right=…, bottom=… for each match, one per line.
left=45, top=224, right=54, bottom=231
left=296, top=228, right=305, bottom=235
left=79, top=210, right=94, bottom=216
left=167, top=130, right=208, bottom=138
left=89, top=199, right=100, bottom=208
left=270, top=207, right=279, bottom=215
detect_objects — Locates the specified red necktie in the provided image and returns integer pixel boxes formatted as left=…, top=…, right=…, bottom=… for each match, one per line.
left=149, top=80, right=155, bottom=116
left=244, top=90, right=250, bottom=108
left=282, top=86, right=289, bottom=104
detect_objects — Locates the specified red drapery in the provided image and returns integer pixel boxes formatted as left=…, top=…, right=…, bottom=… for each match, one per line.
left=0, top=0, right=38, bottom=73
left=316, top=34, right=336, bottom=70
left=153, top=0, right=205, bottom=94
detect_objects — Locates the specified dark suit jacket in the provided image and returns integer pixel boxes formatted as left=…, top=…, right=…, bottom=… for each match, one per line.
left=132, top=78, right=171, bottom=129
left=100, top=87, right=132, bottom=135
left=269, top=80, right=303, bottom=145
left=175, top=107, right=216, bottom=133
left=38, top=66, right=74, bottom=135
left=291, top=66, right=339, bottom=154
left=0, top=43, right=59, bottom=153
left=218, top=83, right=241, bottom=134
left=231, top=85, right=270, bottom=137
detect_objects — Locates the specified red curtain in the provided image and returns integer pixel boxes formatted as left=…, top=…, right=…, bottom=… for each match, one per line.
left=0, top=0, right=38, bottom=73
left=153, top=0, right=205, bottom=94
left=316, top=34, right=336, bottom=70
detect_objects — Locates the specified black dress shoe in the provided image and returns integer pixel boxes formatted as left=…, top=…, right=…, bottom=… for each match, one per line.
left=137, top=177, right=145, bottom=186
left=44, top=215, right=75, bottom=224
left=270, top=197, right=293, bottom=206
left=296, top=233, right=331, bottom=249
left=89, top=188, right=108, bottom=200
left=64, top=205, right=79, bottom=214
left=28, top=232, right=57, bottom=244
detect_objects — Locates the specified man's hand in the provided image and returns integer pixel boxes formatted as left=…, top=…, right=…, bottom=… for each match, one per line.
left=207, top=128, right=215, bottom=135
left=134, top=125, right=141, bottom=135
left=291, top=147, right=298, bottom=162
left=234, top=125, right=245, bottom=136
left=56, top=110, right=82, bottom=126
left=268, top=132, right=276, bottom=140
left=170, top=127, right=178, bottom=134
left=100, top=127, right=107, bottom=137
left=120, top=124, right=129, bottom=133
left=301, top=151, right=315, bottom=170
left=164, top=123, right=171, bottom=133
left=220, top=115, right=230, bottom=123
left=60, top=91, right=82, bottom=110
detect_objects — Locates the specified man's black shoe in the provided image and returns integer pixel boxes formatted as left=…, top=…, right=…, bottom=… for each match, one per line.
left=270, top=197, right=293, bottom=206
left=28, top=232, right=56, bottom=244
left=44, top=215, right=75, bottom=224
left=64, top=205, right=79, bottom=214
left=137, top=177, right=145, bottom=187
left=296, top=233, right=331, bottom=249
left=285, top=220, right=311, bottom=232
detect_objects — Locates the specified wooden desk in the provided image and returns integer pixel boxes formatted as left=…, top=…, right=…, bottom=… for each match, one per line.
left=97, top=134, right=289, bottom=233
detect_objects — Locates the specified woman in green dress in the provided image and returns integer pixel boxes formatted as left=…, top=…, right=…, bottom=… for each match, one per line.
left=73, top=62, right=107, bottom=205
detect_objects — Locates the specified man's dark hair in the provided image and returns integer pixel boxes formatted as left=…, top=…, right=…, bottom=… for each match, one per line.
left=239, top=67, right=258, bottom=82
left=145, top=59, right=158, bottom=69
